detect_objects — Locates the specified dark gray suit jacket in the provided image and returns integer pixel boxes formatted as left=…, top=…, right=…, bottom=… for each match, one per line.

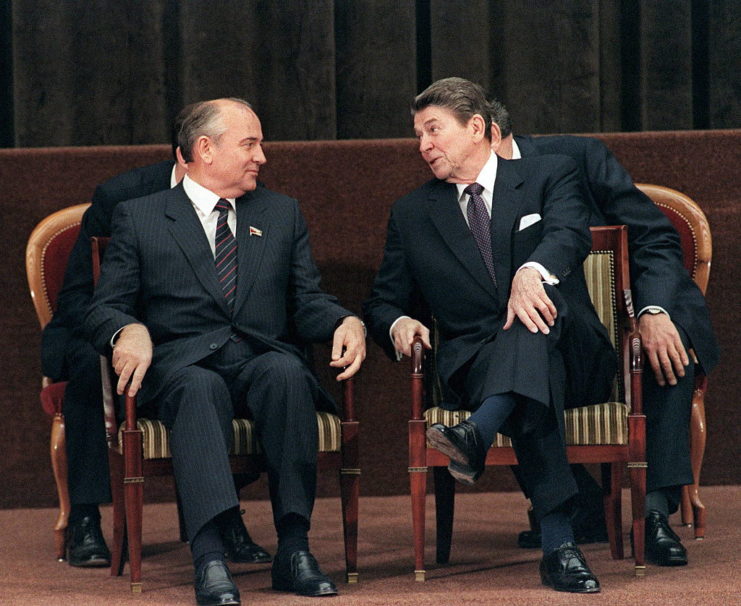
left=364, top=155, right=614, bottom=410
left=41, top=161, right=173, bottom=379
left=515, top=135, right=718, bottom=373
left=84, top=183, right=350, bottom=406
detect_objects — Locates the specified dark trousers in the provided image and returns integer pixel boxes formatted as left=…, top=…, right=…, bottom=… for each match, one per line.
left=61, top=336, right=111, bottom=506
left=156, top=337, right=320, bottom=541
left=513, top=324, right=695, bottom=514
left=461, top=288, right=581, bottom=520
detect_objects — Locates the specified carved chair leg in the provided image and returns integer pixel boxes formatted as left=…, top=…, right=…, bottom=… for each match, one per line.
left=50, top=413, right=70, bottom=561
left=108, top=457, right=126, bottom=576
left=409, top=419, right=428, bottom=582
left=340, top=419, right=360, bottom=583
left=433, top=466, right=455, bottom=564
left=687, top=384, right=707, bottom=539
left=601, top=462, right=624, bottom=560
left=122, top=429, right=144, bottom=593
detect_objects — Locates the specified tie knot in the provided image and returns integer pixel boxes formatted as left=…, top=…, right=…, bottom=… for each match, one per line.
left=214, top=198, right=231, bottom=213
left=464, top=183, right=484, bottom=197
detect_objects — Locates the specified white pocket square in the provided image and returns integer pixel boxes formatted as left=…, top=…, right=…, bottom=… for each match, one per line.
left=518, top=213, right=542, bottom=231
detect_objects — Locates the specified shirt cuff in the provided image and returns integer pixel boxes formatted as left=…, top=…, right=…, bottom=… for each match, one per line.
left=389, top=315, right=411, bottom=361
left=519, top=262, right=559, bottom=285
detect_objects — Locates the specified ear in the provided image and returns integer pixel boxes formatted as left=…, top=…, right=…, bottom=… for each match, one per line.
left=195, top=135, right=213, bottom=165
left=490, top=122, right=503, bottom=150
left=470, top=113, right=487, bottom=142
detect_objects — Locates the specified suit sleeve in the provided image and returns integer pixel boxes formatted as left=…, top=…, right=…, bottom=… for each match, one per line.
left=362, top=209, right=417, bottom=360
left=287, top=205, right=350, bottom=342
left=83, top=202, right=144, bottom=353
left=524, top=157, right=592, bottom=281
left=582, top=138, right=687, bottom=312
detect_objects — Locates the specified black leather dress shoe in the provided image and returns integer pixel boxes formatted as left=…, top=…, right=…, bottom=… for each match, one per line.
left=221, top=519, right=272, bottom=564
left=66, top=516, right=111, bottom=568
left=272, top=550, right=338, bottom=597
left=540, top=542, right=600, bottom=593
left=426, top=421, right=486, bottom=485
left=194, top=560, right=240, bottom=606
left=645, top=510, right=688, bottom=566
left=518, top=502, right=608, bottom=549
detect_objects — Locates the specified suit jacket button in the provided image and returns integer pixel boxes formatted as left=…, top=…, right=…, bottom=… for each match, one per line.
left=209, top=343, right=219, bottom=350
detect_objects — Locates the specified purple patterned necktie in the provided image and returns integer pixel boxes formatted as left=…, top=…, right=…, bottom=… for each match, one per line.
left=214, top=198, right=237, bottom=309
left=464, top=182, right=497, bottom=285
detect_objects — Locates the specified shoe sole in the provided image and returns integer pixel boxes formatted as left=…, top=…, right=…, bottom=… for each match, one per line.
left=426, top=427, right=470, bottom=466
left=541, top=575, right=601, bottom=593
left=67, top=556, right=111, bottom=568
left=271, top=579, right=338, bottom=596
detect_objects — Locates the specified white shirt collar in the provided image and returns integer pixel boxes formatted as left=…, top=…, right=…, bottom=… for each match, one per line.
left=455, top=151, right=498, bottom=202
left=511, top=138, right=522, bottom=160
left=182, top=174, right=236, bottom=218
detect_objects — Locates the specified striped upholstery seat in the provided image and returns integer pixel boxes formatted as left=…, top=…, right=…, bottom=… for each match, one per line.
left=115, top=412, right=343, bottom=460
left=424, top=249, right=629, bottom=447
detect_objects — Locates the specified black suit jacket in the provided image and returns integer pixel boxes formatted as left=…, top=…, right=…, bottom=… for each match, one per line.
left=515, top=135, right=719, bottom=372
left=84, top=183, right=350, bottom=406
left=364, top=155, right=612, bottom=408
left=41, top=161, right=174, bottom=379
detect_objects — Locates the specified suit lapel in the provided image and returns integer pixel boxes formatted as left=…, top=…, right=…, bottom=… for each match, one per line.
left=233, top=189, right=270, bottom=315
left=491, top=159, right=525, bottom=303
left=165, top=184, right=231, bottom=316
left=427, top=181, right=498, bottom=300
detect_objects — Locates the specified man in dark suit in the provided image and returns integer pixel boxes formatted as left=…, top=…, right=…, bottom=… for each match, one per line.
left=364, top=78, right=615, bottom=593
left=84, top=98, right=365, bottom=605
left=488, top=99, right=719, bottom=566
left=42, top=112, right=270, bottom=569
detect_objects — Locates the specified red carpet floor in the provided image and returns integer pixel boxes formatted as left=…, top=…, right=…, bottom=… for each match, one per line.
left=1, top=486, right=738, bottom=605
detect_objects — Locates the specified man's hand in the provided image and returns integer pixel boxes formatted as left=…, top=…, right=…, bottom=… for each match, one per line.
left=503, top=267, right=557, bottom=334
left=329, top=316, right=367, bottom=381
left=639, top=313, right=689, bottom=386
left=111, top=323, right=153, bottom=397
left=390, top=317, right=431, bottom=357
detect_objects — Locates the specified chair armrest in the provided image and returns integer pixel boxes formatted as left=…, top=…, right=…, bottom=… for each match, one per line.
left=340, top=376, right=356, bottom=422
left=411, top=336, right=426, bottom=420
left=623, top=289, right=644, bottom=416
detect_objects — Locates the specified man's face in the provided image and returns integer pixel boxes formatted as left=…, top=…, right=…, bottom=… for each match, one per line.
left=413, top=105, right=482, bottom=183
left=208, top=103, right=266, bottom=197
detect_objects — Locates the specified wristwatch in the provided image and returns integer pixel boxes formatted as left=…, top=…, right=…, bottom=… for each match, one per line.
left=644, top=306, right=665, bottom=315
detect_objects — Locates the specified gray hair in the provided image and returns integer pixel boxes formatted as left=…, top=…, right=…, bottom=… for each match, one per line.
left=412, top=77, right=492, bottom=140
left=488, top=98, right=513, bottom=138
left=177, top=98, right=253, bottom=163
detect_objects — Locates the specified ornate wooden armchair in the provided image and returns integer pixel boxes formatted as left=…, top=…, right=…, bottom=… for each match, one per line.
left=25, top=203, right=91, bottom=560
left=410, top=225, right=648, bottom=580
left=636, top=183, right=712, bottom=538
left=91, top=237, right=360, bottom=593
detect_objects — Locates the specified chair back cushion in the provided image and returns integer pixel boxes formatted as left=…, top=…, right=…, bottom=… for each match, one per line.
left=26, top=203, right=90, bottom=328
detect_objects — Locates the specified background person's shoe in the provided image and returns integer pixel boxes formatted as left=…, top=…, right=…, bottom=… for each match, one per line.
left=271, top=550, right=338, bottom=597
left=540, top=542, right=600, bottom=593
left=645, top=509, right=688, bottom=566
left=66, top=516, right=111, bottom=567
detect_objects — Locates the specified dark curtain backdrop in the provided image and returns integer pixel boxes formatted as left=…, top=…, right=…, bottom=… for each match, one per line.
left=1, top=0, right=738, bottom=147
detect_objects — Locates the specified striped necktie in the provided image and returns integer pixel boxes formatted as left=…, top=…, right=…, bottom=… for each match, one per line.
left=214, top=198, right=237, bottom=309
left=464, top=183, right=497, bottom=285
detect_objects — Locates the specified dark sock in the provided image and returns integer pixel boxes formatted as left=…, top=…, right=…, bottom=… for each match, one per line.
left=467, top=393, right=518, bottom=446
left=276, top=513, right=310, bottom=555
left=646, top=490, right=669, bottom=517
left=69, top=503, right=100, bottom=524
left=191, top=520, right=226, bottom=573
left=540, top=507, right=575, bottom=555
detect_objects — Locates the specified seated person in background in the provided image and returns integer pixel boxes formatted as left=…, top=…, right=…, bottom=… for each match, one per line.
left=489, top=99, right=719, bottom=566
left=84, top=98, right=366, bottom=605
left=364, top=77, right=616, bottom=594
left=41, top=106, right=269, bottom=568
